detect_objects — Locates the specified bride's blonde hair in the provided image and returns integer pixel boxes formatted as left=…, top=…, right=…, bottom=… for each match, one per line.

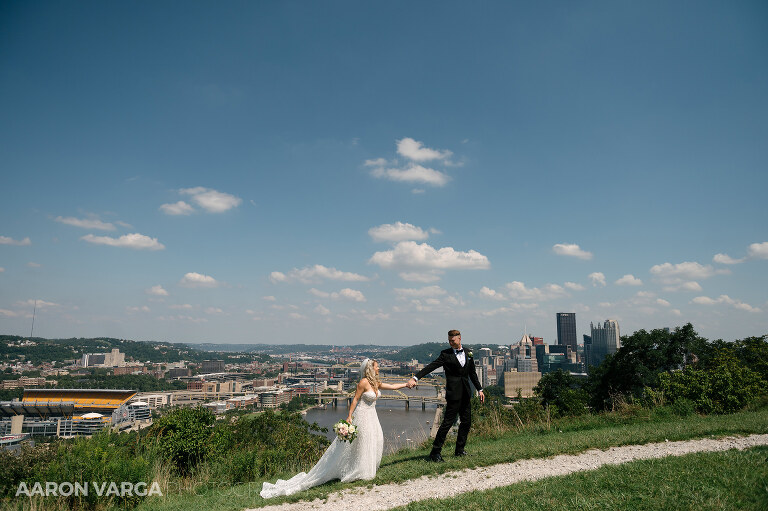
left=362, top=359, right=381, bottom=391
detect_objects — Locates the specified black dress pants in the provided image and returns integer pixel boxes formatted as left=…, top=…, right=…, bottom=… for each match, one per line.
left=431, top=389, right=471, bottom=454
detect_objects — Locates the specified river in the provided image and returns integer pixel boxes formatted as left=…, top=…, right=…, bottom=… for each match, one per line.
left=302, top=383, right=442, bottom=454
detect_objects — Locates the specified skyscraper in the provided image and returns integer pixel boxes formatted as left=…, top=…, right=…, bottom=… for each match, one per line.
left=556, top=312, right=577, bottom=351
left=590, top=319, right=621, bottom=366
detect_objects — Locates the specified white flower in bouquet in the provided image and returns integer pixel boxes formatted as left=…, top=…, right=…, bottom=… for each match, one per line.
left=333, top=419, right=358, bottom=443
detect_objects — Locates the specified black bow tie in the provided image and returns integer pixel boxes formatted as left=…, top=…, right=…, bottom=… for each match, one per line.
left=454, top=349, right=464, bottom=354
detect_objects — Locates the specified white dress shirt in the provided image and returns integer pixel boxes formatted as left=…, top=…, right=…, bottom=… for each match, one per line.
left=454, top=348, right=466, bottom=367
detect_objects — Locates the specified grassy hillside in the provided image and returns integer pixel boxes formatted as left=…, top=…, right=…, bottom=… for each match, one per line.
left=126, top=407, right=768, bottom=511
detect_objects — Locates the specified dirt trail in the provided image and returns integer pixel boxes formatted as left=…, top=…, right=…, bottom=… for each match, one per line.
left=246, top=434, right=768, bottom=511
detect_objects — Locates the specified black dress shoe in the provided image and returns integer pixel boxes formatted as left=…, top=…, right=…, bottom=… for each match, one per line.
left=428, top=453, right=444, bottom=462
left=454, top=450, right=470, bottom=457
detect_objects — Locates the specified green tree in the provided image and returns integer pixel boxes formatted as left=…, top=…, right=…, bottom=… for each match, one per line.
left=657, top=349, right=767, bottom=413
left=534, top=370, right=588, bottom=417
left=149, top=406, right=226, bottom=474
left=586, top=323, right=705, bottom=410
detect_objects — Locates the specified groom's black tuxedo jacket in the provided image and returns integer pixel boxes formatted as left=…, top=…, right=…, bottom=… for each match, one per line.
left=415, top=348, right=483, bottom=401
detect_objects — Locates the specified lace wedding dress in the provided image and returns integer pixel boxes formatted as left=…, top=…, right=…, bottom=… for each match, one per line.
left=260, top=389, right=384, bottom=499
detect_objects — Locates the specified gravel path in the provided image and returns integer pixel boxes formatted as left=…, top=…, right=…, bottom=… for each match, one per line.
left=246, top=434, right=768, bottom=511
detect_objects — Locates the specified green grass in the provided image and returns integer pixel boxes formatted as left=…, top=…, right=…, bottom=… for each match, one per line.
left=393, top=446, right=768, bottom=511
left=129, top=408, right=768, bottom=511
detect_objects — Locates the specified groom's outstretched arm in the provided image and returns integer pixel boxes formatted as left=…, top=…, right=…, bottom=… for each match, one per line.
left=414, top=352, right=445, bottom=381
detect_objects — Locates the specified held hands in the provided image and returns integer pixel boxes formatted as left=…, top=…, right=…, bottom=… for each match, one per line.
left=406, top=377, right=417, bottom=389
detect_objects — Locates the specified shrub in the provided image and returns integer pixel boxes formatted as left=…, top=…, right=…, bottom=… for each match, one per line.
left=0, top=442, right=57, bottom=499
left=657, top=350, right=767, bottom=414
left=208, top=410, right=330, bottom=483
left=149, top=406, right=225, bottom=475
left=534, top=370, right=589, bottom=418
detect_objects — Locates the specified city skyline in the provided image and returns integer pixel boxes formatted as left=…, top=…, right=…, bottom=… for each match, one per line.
left=1, top=2, right=767, bottom=345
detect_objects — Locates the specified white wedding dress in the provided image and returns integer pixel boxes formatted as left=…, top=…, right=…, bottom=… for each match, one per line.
left=260, top=389, right=384, bottom=499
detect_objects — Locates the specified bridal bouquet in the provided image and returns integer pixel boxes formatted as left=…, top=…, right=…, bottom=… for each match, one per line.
left=333, top=419, right=357, bottom=443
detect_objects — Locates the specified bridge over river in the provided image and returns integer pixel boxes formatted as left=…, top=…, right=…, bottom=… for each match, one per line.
left=170, top=376, right=447, bottom=410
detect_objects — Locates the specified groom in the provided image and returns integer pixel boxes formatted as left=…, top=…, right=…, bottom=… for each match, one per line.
left=408, top=329, right=485, bottom=462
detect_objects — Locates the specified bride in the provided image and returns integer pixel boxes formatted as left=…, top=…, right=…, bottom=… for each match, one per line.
left=260, top=358, right=409, bottom=498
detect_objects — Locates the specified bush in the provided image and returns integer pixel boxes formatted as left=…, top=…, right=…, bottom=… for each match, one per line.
left=0, top=442, right=57, bottom=499
left=670, top=398, right=697, bottom=417
left=534, top=370, right=589, bottom=418
left=28, top=430, right=156, bottom=510
left=149, top=406, right=226, bottom=475
left=208, top=410, right=329, bottom=483
left=657, top=350, right=768, bottom=414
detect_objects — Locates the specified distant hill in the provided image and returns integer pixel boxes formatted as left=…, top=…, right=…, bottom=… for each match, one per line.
left=0, top=335, right=270, bottom=365
left=391, top=342, right=506, bottom=364
left=191, top=343, right=401, bottom=355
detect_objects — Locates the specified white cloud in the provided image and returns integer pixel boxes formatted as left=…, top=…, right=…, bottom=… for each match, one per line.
left=564, top=282, right=585, bottom=291
left=179, top=272, right=220, bottom=288
left=272, top=264, right=369, bottom=284
left=615, top=274, right=643, bottom=286
left=364, top=158, right=388, bottom=167
left=179, top=187, right=242, bottom=213
left=478, top=286, right=506, bottom=300
left=711, top=242, right=768, bottom=264
left=394, top=286, right=447, bottom=298
left=691, top=296, right=718, bottom=305
left=0, top=267, right=4, bottom=272
left=262, top=296, right=276, bottom=302
left=160, top=201, right=195, bottom=216
left=656, top=298, right=671, bottom=307
left=481, top=303, right=539, bottom=317
left=205, top=307, right=224, bottom=314
left=663, top=281, right=703, bottom=292
left=289, top=312, right=308, bottom=320
left=650, top=261, right=727, bottom=282
left=17, top=299, right=59, bottom=309
left=369, top=222, right=430, bottom=243
left=371, top=164, right=450, bottom=187
left=146, top=285, right=169, bottom=296
left=589, top=272, right=606, bottom=287
left=309, top=287, right=366, bottom=302
left=505, top=281, right=568, bottom=301
left=747, top=242, right=768, bottom=259
left=411, top=188, right=426, bottom=194
left=552, top=243, right=593, bottom=260
left=55, top=216, right=115, bottom=231
left=396, top=137, right=453, bottom=162
left=0, top=236, right=31, bottom=246
left=691, top=294, right=761, bottom=313
left=713, top=253, right=745, bottom=265
left=169, top=304, right=193, bottom=310
left=734, top=302, right=762, bottom=313
left=398, top=271, right=443, bottom=283
left=315, top=304, right=331, bottom=316
left=81, top=233, right=165, bottom=250
left=445, top=295, right=465, bottom=306
left=26, top=262, right=41, bottom=268
left=126, top=306, right=151, bottom=313
left=369, top=241, right=490, bottom=270
left=337, top=288, right=366, bottom=302
left=671, top=309, right=682, bottom=316
left=0, top=309, right=18, bottom=317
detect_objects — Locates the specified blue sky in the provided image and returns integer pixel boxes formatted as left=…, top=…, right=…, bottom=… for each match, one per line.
left=1, top=1, right=766, bottom=346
